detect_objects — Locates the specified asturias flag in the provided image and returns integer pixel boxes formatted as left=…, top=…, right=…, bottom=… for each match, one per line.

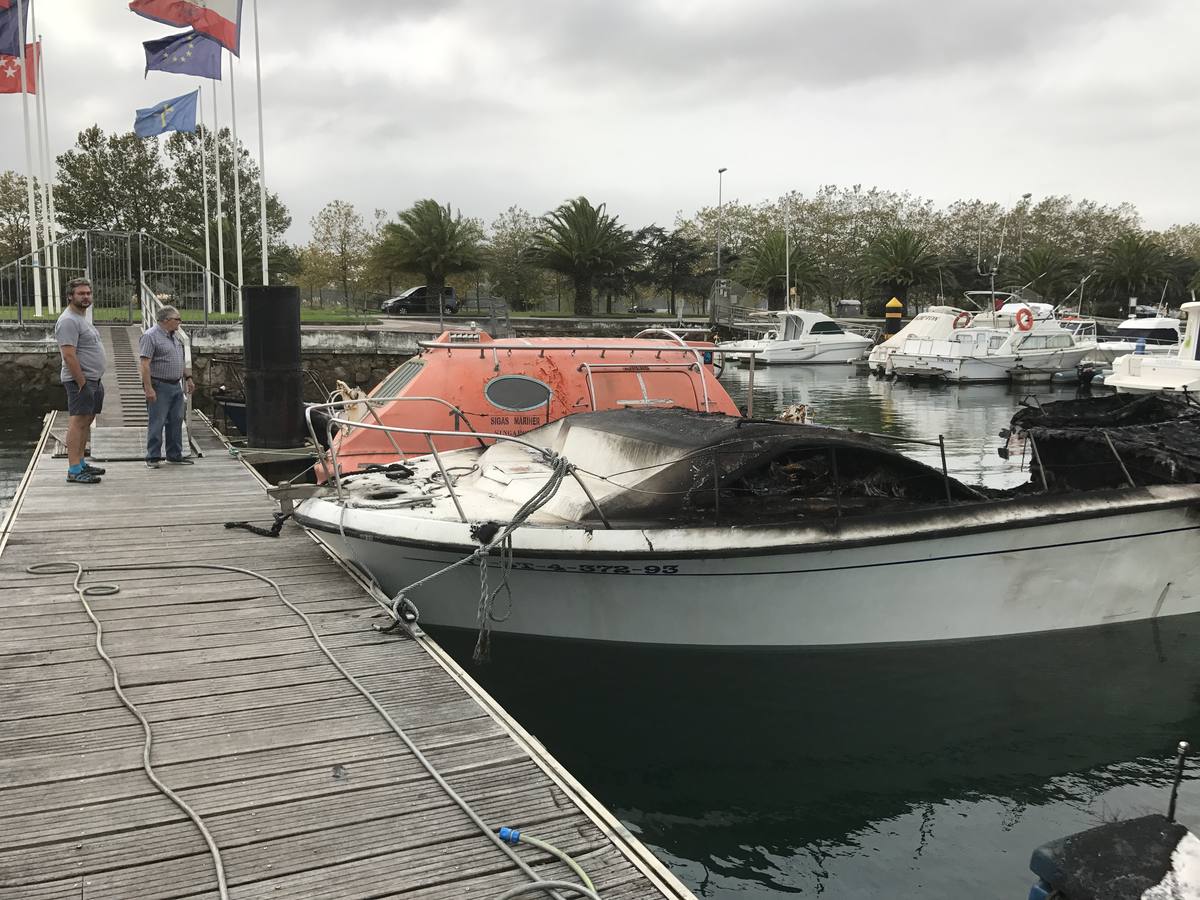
left=144, top=29, right=222, bottom=79
left=0, top=42, right=37, bottom=94
left=0, top=0, right=27, bottom=59
left=129, top=0, right=242, bottom=55
left=134, top=89, right=199, bottom=138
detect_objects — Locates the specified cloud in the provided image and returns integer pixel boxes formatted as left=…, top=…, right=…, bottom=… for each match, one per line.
left=2, top=0, right=1197, bottom=246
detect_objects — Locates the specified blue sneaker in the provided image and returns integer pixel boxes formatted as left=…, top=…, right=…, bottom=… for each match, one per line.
left=67, top=470, right=101, bottom=484
left=82, top=462, right=106, bottom=475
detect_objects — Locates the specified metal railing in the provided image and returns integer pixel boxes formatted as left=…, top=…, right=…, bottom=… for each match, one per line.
left=416, top=339, right=762, bottom=416
left=304, top=400, right=611, bottom=527
left=2, top=229, right=240, bottom=325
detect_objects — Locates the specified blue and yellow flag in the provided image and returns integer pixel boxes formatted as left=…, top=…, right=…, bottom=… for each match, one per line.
left=143, top=30, right=222, bottom=79
left=134, top=89, right=199, bottom=138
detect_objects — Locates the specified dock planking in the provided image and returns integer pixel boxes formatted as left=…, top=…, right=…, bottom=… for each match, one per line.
left=0, top=411, right=693, bottom=900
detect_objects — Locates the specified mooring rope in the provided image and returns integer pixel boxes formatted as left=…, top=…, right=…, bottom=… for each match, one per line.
left=25, top=559, right=584, bottom=900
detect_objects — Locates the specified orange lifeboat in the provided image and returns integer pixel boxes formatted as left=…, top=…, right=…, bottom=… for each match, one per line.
left=317, top=329, right=739, bottom=477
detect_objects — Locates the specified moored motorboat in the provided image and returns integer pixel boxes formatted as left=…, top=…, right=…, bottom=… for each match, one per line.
left=1088, top=312, right=1182, bottom=364
left=719, top=309, right=874, bottom=365
left=295, top=397, right=1200, bottom=648
left=887, top=300, right=1096, bottom=382
left=866, top=305, right=971, bottom=375
left=1106, top=302, right=1200, bottom=395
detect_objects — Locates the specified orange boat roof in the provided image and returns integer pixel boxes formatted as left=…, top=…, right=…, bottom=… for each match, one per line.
left=325, top=329, right=740, bottom=475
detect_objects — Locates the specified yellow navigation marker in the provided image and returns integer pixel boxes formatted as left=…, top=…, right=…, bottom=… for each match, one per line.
left=885, top=297, right=903, bottom=318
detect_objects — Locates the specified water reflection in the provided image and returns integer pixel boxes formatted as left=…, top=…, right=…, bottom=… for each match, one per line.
left=435, top=613, right=1200, bottom=897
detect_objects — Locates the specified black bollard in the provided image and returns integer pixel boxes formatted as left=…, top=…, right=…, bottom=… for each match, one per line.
left=243, top=285, right=306, bottom=448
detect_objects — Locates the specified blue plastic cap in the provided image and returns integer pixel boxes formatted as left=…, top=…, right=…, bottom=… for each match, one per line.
left=499, top=826, right=521, bottom=844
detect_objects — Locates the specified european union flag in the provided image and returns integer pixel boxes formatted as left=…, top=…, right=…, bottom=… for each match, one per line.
left=0, top=1, right=26, bottom=58
left=143, top=30, right=221, bottom=79
left=134, top=90, right=199, bottom=138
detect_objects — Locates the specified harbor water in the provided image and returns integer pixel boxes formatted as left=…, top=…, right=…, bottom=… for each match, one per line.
left=3, top=368, right=1197, bottom=899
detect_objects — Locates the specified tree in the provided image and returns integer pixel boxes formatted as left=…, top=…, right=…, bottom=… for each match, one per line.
left=643, top=227, right=708, bottom=315
left=861, top=226, right=940, bottom=314
left=0, top=170, right=35, bottom=261
left=1095, top=232, right=1170, bottom=316
left=374, top=199, right=485, bottom=299
left=294, top=245, right=333, bottom=305
left=485, top=206, right=546, bottom=311
left=55, top=126, right=174, bottom=236
left=309, top=200, right=370, bottom=306
left=163, top=126, right=292, bottom=284
left=1009, top=244, right=1079, bottom=305
left=530, top=196, right=638, bottom=316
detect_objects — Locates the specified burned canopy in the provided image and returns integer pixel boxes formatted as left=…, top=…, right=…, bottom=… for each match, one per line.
left=1006, top=394, right=1200, bottom=490
left=549, top=409, right=984, bottom=524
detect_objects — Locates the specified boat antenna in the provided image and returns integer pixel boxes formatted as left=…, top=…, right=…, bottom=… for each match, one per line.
left=1168, top=741, right=1189, bottom=821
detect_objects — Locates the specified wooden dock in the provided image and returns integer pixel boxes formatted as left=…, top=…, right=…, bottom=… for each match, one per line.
left=0, top=411, right=693, bottom=899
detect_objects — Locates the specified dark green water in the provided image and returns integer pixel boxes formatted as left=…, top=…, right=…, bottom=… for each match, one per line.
left=2, top=370, right=1196, bottom=898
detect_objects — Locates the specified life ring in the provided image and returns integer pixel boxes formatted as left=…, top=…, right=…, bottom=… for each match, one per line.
left=1015, top=308, right=1034, bottom=331
left=952, top=311, right=972, bottom=330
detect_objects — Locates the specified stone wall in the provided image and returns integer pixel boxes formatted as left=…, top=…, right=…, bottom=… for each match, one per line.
left=193, top=351, right=412, bottom=397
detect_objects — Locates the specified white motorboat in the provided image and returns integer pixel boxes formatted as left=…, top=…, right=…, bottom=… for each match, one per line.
left=1088, top=314, right=1182, bottom=365
left=887, top=301, right=1097, bottom=382
left=1107, top=301, right=1200, bottom=394
left=719, top=309, right=873, bottom=365
left=295, top=399, right=1200, bottom=648
left=867, top=305, right=972, bottom=375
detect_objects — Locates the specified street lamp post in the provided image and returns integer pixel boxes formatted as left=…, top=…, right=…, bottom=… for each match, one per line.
left=716, top=167, right=727, bottom=277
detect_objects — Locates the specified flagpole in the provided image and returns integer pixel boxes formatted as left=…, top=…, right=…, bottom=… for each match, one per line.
left=228, top=50, right=244, bottom=315
left=212, top=67, right=226, bottom=315
left=198, top=85, right=213, bottom=316
left=35, top=31, right=60, bottom=312
left=253, top=0, right=269, bottom=284
left=16, top=0, right=42, bottom=317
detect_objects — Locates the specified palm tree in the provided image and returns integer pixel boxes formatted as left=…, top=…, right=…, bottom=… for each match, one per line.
left=861, top=226, right=939, bottom=315
left=374, top=199, right=485, bottom=297
left=1095, top=233, right=1170, bottom=316
left=734, top=229, right=825, bottom=311
left=1009, top=244, right=1080, bottom=305
left=530, top=197, right=639, bottom=316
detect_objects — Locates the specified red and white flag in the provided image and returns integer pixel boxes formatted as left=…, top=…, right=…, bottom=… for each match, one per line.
left=0, top=41, right=37, bottom=94
left=129, top=0, right=241, bottom=55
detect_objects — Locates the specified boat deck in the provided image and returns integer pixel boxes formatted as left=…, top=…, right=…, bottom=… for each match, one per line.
left=0, top=412, right=691, bottom=899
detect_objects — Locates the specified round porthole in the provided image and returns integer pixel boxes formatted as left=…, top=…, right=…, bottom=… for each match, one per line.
left=484, top=375, right=553, bottom=411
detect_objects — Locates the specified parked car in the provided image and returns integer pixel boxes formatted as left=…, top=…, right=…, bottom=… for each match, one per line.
left=627, top=304, right=658, bottom=314
left=381, top=286, right=458, bottom=316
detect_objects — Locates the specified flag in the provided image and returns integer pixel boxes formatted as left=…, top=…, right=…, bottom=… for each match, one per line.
left=144, top=29, right=221, bottom=79
left=0, top=1, right=26, bottom=58
left=134, top=89, right=199, bottom=137
left=129, top=0, right=241, bottom=55
left=0, top=42, right=36, bottom=94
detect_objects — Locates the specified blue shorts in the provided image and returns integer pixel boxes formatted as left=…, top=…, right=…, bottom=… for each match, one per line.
left=64, top=379, right=105, bottom=416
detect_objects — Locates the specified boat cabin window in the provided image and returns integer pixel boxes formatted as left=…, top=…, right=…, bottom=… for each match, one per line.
left=808, top=321, right=845, bottom=335
left=783, top=317, right=803, bottom=341
left=485, top=374, right=553, bottom=411
left=372, top=360, right=424, bottom=398
left=1019, top=334, right=1072, bottom=351
left=1118, top=326, right=1179, bottom=344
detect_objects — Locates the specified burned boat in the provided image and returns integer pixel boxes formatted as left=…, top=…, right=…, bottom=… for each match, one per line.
left=294, top=399, right=1200, bottom=647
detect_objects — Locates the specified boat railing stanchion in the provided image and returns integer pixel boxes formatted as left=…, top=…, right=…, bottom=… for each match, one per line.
left=1102, top=430, right=1137, bottom=487
left=830, top=447, right=841, bottom=520
left=425, top=433, right=468, bottom=523
left=568, top=467, right=611, bottom=530
left=938, top=435, right=952, bottom=504
left=712, top=451, right=720, bottom=523
left=1169, top=741, right=1190, bottom=821
left=1027, top=434, right=1050, bottom=492
left=365, top=399, right=405, bottom=462
left=747, top=351, right=756, bottom=418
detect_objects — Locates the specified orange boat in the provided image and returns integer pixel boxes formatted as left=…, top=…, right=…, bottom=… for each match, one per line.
left=314, top=327, right=741, bottom=477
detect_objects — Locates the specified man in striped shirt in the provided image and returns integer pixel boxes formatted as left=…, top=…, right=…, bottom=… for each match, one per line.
left=139, top=305, right=195, bottom=468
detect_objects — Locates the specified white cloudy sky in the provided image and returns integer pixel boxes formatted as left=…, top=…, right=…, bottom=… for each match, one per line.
left=4, top=0, right=1199, bottom=241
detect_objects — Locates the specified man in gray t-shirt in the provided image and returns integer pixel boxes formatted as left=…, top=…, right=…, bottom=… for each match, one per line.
left=54, top=277, right=107, bottom=484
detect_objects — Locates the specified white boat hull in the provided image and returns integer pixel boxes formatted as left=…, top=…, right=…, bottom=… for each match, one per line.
left=301, top=488, right=1200, bottom=648
left=755, top=337, right=872, bottom=365
left=888, top=345, right=1094, bottom=382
